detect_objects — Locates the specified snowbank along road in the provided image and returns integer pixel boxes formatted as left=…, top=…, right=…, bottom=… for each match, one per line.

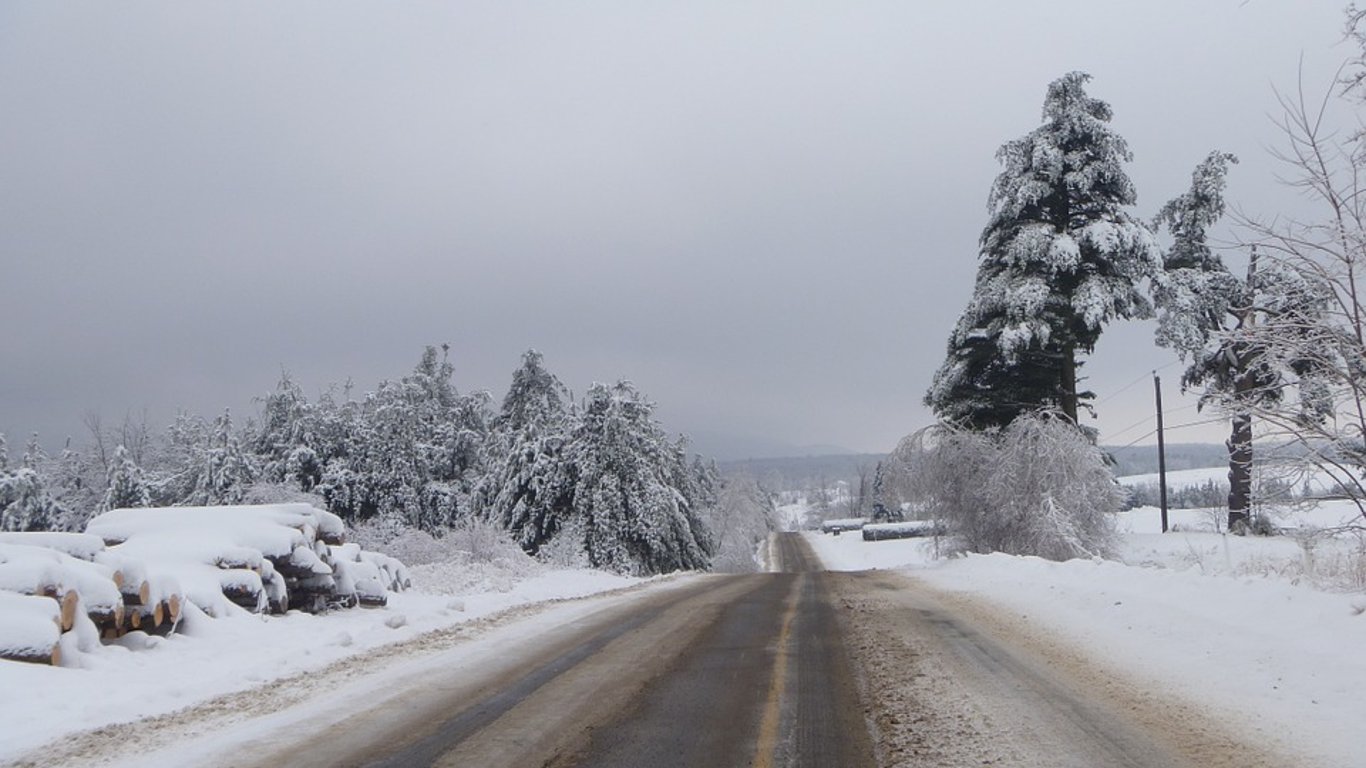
left=832, top=567, right=1294, bottom=767
left=17, top=532, right=1296, bottom=768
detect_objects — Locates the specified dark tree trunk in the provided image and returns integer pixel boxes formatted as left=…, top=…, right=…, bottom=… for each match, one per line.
left=1059, top=343, right=1079, bottom=423
left=1226, top=411, right=1252, bottom=532
left=1227, top=250, right=1259, bottom=533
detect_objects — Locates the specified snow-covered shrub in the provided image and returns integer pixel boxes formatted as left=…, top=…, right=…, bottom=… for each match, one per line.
left=445, top=518, right=524, bottom=565
left=901, top=413, right=1120, bottom=561
left=349, top=518, right=454, bottom=566
left=1245, top=513, right=1279, bottom=537
left=535, top=516, right=590, bottom=569
left=704, top=473, right=777, bottom=573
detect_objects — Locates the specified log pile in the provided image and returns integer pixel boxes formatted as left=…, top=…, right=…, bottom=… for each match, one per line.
left=0, top=536, right=185, bottom=664
left=86, top=503, right=408, bottom=618
left=1, top=504, right=409, bottom=666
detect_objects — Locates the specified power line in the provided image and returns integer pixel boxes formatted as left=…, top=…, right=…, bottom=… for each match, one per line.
left=1114, top=416, right=1227, bottom=451
left=1104, top=412, right=1157, bottom=442
left=1102, top=401, right=1203, bottom=442
left=1096, top=360, right=1182, bottom=406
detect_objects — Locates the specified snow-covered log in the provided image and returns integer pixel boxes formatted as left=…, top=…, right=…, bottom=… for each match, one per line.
left=124, top=600, right=165, bottom=633
left=861, top=520, right=943, bottom=541
left=270, top=544, right=331, bottom=581
left=820, top=518, right=865, bottom=534
left=0, top=532, right=106, bottom=562
left=0, top=591, right=62, bottom=665
left=218, top=569, right=265, bottom=612
left=263, top=570, right=288, bottom=614
left=330, top=557, right=387, bottom=608
left=0, top=543, right=124, bottom=632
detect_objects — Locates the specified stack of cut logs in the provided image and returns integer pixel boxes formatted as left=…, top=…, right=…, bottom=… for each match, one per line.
left=0, top=504, right=410, bottom=666
left=0, top=532, right=185, bottom=666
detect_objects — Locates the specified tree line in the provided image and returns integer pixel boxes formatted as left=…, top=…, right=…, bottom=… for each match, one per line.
left=0, top=348, right=748, bottom=575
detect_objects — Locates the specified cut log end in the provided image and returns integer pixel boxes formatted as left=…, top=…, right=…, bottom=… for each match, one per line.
left=164, top=594, right=182, bottom=625
left=59, top=590, right=79, bottom=632
left=2, top=643, right=61, bottom=666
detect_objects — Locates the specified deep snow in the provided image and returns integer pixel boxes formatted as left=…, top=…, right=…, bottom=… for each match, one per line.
left=805, top=507, right=1366, bottom=768
left=0, top=559, right=649, bottom=763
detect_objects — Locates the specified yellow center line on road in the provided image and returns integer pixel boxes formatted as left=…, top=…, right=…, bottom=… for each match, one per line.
left=752, top=573, right=803, bottom=768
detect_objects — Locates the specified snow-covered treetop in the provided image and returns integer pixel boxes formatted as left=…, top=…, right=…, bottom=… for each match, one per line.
left=498, top=349, right=570, bottom=433
left=988, top=72, right=1137, bottom=239
left=1151, top=151, right=1242, bottom=360
left=1154, top=152, right=1237, bottom=272
left=979, top=71, right=1160, bottom=357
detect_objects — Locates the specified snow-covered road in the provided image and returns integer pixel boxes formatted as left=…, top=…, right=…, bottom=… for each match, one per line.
left=7, top=524, right=1362, bottom=767
left=808, top=528, right=1365, bottom=767
left=11, top=535, right=872, bottom=768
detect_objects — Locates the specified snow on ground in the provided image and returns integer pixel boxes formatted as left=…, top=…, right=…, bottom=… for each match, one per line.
left=1116, top=465, right=1230, bottom=489
left=805, top=514, right=1366, bottom=768
left=0, top=558, right=649, bottom=763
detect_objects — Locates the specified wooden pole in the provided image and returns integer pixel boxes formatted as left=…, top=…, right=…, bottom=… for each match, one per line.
left=1154, top=373, right=1170, bottom=533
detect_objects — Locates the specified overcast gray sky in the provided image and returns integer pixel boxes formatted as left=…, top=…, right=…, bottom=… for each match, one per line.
left=0, top=1, right=1353, bottom=459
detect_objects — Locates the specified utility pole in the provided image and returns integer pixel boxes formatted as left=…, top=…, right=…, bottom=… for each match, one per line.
left=1154, top=372, right=1170, bottom=533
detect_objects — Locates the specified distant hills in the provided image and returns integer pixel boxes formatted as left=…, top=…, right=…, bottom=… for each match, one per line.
left=684, top=429, right=857, bottom=463
left=1103, top=443, right=1227, bottom=477
left=715, top=443, right=1231, bottom=490
left=718, top=453, right=888, bottom=491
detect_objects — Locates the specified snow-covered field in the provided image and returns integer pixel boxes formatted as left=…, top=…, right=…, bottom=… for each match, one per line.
left=0, top=558, right=649, bottom=763
left=805, top=504, right=1366, bottom=768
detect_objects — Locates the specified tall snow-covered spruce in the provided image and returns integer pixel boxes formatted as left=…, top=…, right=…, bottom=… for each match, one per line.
left=927, top=72, right=1161, bottom=429
left=567, top=381, right=714, bottom=575
left=478, top=350, right=576, bottom=555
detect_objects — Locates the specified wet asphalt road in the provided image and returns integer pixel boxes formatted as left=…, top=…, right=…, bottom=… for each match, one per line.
left=336, top=532, right=873, bottom=768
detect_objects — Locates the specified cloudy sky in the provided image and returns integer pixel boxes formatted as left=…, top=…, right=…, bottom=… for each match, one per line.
left=0, top=1, right=1353, bottom=459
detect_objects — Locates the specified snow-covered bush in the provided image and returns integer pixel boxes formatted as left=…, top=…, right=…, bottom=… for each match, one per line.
left=704, top=473, right=777, bottom=573
left=445, top=518, right=525, bottom=565
left=351, top=516, right=524, bottom=569
left=900, top=413, right=1120, bottom=561
left=350, top=521, right=453, bottom=566
left=534, top=516, right=590, bottom=569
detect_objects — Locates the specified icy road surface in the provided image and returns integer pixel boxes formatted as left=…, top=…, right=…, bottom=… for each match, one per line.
left=16, top=533, right=1293, bottom=768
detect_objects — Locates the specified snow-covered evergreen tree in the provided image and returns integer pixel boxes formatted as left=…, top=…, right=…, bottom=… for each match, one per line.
left=22, top=433, right=46, bottom=469
left=44, top=441, right=102, bottom=530
left=316, top=346, right=490, bottom=530
left=479, top=350, right=576, bottom=554
left=254, top=372, right=322, bottom=491
left=566, top=382, right=713, bottom=575
left=927, top=72, right=1161, bottom=429
left=1153, top=152, right=1331, bottom=529
left=0, top=434, right=66, bottom=532
left=104, top=444, right=151, bottom=511
left=174, top=410, right=257, bottom=506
